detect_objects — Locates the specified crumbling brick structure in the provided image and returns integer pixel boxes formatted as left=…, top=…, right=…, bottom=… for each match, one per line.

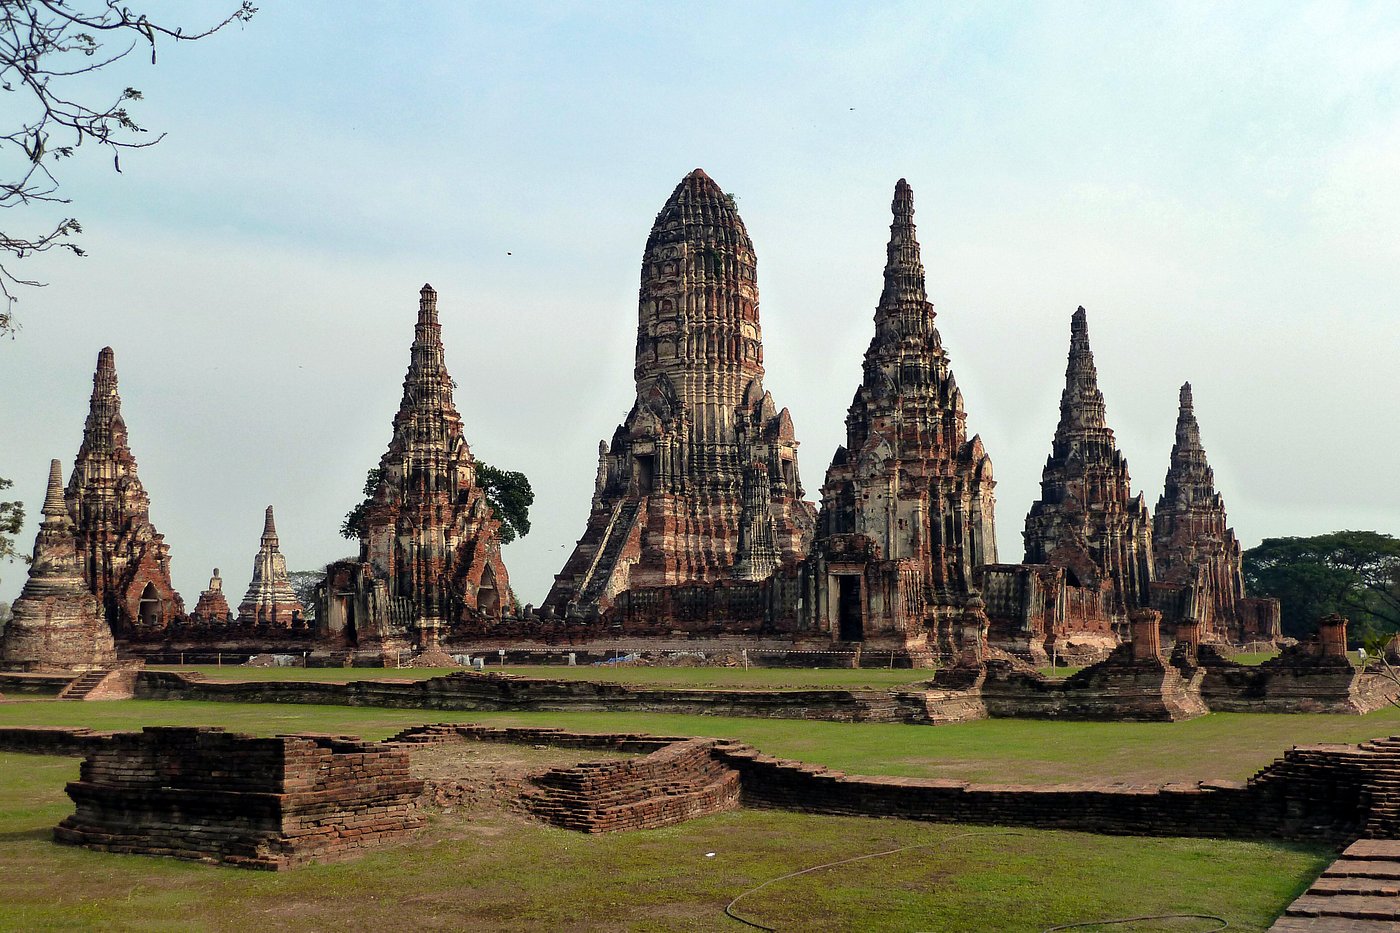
left=809, top=179, right=996, bottom=659
left=236, top=506, right=304, bottom=628
left=66, top=347, right=185, bottom=633
left=54, top=727, right=423, bottom=869
left=317, top=285, right=512, bottom=654
left=0, top=459, right=115, bottom=670
left=546, top=169, right=816, bottom=619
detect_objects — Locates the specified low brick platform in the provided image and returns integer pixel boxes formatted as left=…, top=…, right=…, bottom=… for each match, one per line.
left=1270, top=839, right=1400, bottom=931
left=54, top=727, right=424, bottom=869
left=523, top=738, right=741, bottom=832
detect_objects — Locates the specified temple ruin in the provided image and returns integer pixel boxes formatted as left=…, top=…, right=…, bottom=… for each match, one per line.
left=2, top=175, right=1286, bottom=670
left=66, top=347, right=184, bottom=634
left=546, top=169, right=816, bottom=618
left=810, top=179, right=996, bottom=655
left=981, top=309, right=1154, bottom=662
left=236, top=507, right=304, bottom=627
left=0, top=460, right=115, bottom=670
left=316, top=285, right=512, bottom=655
left=1149, top=383, right=1280, bottom=644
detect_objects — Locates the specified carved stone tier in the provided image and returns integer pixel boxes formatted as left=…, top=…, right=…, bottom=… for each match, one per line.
left=1, top=459, right=115, bottom=670
left=66, top=347, right=184, bottom=633
left=547, top=169, right=816, bottom=618
left=236, top=507, right=304, bottom=627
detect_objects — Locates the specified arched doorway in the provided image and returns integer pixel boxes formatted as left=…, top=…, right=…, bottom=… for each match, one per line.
left=138, top=583, right=162, bottom=627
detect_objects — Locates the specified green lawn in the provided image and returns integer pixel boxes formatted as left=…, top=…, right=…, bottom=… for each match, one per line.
left=146, top=663, right=936, bottom=690
left=0, top=752, right=1329, bottom=932
left=5, top=699, right=1400, bottom=785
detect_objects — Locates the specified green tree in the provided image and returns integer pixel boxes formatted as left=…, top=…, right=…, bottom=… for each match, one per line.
left=339, top=467, right=384, bottom=540
left=0, top=476, right=23, bottom=584
left=1, top=0, right=256, bottom=333
left=1243, top=531, right=1400, bottom=642
left=475, top=460, right=533, bottom=545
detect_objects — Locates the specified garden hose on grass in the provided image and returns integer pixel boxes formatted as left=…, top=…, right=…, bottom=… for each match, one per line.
left=722, top=829, right=1229, bottom=932
left=1042, top=917, right=1227, bottom=932
left=723, top=829, right=1025, bottom=930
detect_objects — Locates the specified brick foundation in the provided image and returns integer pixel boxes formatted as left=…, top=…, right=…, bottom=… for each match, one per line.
left=53, top=727, right=424, bottom=869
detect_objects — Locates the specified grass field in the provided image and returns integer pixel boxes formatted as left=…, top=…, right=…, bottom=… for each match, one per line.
left=146, top=664, right=937, bottom=690
left=0, top=751, right=1330, bottom=931
left=5, top=699, right=1400, bottom=785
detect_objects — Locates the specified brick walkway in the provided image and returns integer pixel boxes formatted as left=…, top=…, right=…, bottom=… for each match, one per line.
left=1270, top=840, right=1400, bottom=931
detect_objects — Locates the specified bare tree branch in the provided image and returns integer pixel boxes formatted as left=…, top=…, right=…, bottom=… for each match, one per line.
left=0, top=0, right=256, bottom=336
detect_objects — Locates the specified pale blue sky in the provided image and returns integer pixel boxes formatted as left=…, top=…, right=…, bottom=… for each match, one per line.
left=3, top=1, right=1398, bottom=607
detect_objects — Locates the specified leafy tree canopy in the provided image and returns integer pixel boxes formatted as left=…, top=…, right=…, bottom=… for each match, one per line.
left=0, top=475, right=23, bottom=585
left=339, top=467, right=384, bottom=540
left=1243, top=531, right=1400, bottom=642
left=475, top=460, right=533, bottom=545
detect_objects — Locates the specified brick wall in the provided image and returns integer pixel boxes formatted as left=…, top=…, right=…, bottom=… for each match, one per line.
left=53, top=727, right=424, bottom=869
left=716, top=737, right=1400, bottom=844
left=135, top=670, right=907, bottom=722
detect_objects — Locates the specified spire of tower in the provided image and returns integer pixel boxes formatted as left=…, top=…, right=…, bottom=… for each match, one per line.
left=262, top=505, right=278, bottom=544
left=876, top=178, right=929, bottom=321
left=40, top=459, right=67, bottom=523
left=1055, top=306, right=1109, bottom=438
left=418, top=283, right=438, bottom=324
left=1174, top=381, right=1203, bottom=451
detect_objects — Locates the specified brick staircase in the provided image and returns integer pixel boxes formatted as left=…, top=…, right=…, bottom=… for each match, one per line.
left=1356, top=737, right=1400, bottom=839
left=57, top=670, right=111, bottom=701
left=1270, top=839, right=1400, bottom=930
left=577, top=499, right=642, bottom=608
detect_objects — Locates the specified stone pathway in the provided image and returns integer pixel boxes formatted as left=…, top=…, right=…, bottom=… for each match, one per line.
left=1270, top=839, right=1400, bottom=931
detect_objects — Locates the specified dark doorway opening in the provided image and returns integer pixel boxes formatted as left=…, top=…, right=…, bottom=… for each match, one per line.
left=837, top=576, right=863, bottom=642
left=634, top=454, right=655, bottom=496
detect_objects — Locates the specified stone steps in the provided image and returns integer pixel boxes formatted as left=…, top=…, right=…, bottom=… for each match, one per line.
left=1272, top=840, right=1400, bottom=931
left=58, top=670, right=111, bottom=701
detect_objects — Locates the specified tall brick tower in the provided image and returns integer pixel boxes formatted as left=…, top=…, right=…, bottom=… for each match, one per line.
left=1023, top=308, right=1153, bottom=615
left=66, top=347, right=184, bottom=633
left=319, top=285, right=511, bottom=652
left=813, top=179, right=997, bottom=646
left=547, top=169, right=816, bottom=616
left=1152, top=382, right=1247, bottom=642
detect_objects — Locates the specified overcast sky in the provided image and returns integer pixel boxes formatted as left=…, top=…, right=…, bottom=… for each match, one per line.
left=2, top=1, right=1398, bottom=609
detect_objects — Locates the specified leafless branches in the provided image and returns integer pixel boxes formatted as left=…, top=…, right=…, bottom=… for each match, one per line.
left=0, top=0, right=256, bottom=334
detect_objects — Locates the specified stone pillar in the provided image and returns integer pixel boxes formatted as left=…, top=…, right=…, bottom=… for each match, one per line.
left=1317, top=614, right=1348, bottom=659
left=1130, top=608, right=1163, bottom=661
left=956, top=599, right=989, bottom=666
left=1175, top=617, right=1201, bottom=652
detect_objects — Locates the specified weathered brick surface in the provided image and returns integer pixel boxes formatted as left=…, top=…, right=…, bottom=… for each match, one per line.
left=53, top=727, right=424, bottom=869
left=0, top=725, right=116, bottom=756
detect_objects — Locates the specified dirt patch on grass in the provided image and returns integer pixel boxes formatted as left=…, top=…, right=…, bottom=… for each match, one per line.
left=408, top=741, right=637, bottom=816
